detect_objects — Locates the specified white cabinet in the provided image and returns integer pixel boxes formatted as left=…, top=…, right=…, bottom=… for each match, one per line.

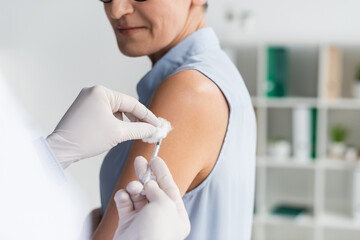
left=223, top=43, right=360, bottom=240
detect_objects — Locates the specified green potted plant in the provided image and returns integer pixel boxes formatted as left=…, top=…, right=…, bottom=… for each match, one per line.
left=355, top=65, right=360, bottom=98
left=329, top=125, right=348, bottom=159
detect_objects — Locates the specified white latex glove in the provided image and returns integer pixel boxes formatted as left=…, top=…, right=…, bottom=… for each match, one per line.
left=113, top=156, right=191, bottom=240
left=46, top=85, right=160, bottom=168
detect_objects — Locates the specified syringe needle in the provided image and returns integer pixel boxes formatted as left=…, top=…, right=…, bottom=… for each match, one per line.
left=141, top=140, right=162, bottom=187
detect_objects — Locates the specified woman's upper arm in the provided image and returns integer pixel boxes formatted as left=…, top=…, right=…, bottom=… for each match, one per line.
left=93, top=70, right=229, bottom=239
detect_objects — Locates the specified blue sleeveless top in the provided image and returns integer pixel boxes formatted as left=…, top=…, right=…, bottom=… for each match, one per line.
left=100, top=28, right=256, bottom=240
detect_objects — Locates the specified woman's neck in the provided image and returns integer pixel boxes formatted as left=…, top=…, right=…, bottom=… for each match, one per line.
left=148, top=7, right=207, bottom=66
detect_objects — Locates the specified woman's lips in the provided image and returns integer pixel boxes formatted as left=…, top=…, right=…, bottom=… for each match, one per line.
left=117, top=26, right=146, bottom=35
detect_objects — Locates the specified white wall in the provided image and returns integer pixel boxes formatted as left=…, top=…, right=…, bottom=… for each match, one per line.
left=0, top=0, right=151, bottom=215
left=1, top=0, right=360, bottom=219
left=206, top=0, right=360, bottom=43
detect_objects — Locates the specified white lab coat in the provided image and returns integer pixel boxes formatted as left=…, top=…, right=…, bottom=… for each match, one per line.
left=0, top=71, right=86, bottom=240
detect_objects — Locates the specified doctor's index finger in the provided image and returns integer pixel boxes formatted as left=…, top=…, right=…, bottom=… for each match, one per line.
left=107, top=88, right=160, bottom=127
left=150, top=157, right=182, bottom=202
left=134, top=156, right=148, bottom=180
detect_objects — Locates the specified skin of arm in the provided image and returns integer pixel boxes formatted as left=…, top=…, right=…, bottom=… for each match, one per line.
left=93, top=70, right=229, bottom=239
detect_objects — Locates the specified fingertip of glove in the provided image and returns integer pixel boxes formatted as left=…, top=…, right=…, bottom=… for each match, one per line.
left=145, top=180, right=159, bottom=190
left=135, top=122, right=158, bottom=138
left=150, top=156, right=169, bottom=174
left=126, top=181, right=144, bottom=194
left=150, top=156, right=163, bottom=166
left=114, top=189, right=129, bottom=203
left=144, top=112, right=161, bottom=128
left=135, top=155, right=147, bottom=162
left=147, top=124, right=158, bottom=134
left=134, top=156, right=148, bottom=167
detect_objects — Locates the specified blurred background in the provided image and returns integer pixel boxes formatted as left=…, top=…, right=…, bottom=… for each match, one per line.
left=1, top=0, right=360, bottom=239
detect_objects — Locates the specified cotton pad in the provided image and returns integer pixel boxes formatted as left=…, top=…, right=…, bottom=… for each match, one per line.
left=142, top=117, right=173, bottom=143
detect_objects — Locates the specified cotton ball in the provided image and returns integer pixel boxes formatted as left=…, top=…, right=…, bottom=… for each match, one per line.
left=142, top=117, right=173, bottom=143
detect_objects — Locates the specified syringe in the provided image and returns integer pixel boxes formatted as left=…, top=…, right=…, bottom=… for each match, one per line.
left=140, top=139, right=162, bottom=192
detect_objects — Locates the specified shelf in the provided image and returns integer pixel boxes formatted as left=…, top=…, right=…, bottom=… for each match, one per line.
left=252, top=97, right=360, bottom=109
left=253, top=213, right=314, bottom=228
left=319, top=213, right=360, bottom=230
left=257, top=157, right=316, bottom=169
left=252, top=97, right=318, bottom=108
left=254, top=213, right=360, bottom=231
left=319, top=159, right=360, bottom=170
left=220, top=37, right=360, bottom=47
left=227, top=43, right=360, bottom=240
left=321, top=98, right=360, bottom=109
left=257, top=157, right=360, bottom=170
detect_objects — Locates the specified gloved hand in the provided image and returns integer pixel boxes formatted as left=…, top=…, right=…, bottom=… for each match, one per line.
left=113, top=156, right=191, bottom=240
left=46, top=85, right=160, bottom=168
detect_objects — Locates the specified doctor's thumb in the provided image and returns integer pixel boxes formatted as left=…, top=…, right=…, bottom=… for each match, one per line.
left=114, top=190, right=133, bottom=218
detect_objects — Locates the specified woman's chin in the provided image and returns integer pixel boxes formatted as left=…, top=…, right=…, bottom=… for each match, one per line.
left=118, top=45, right=150, bottom=58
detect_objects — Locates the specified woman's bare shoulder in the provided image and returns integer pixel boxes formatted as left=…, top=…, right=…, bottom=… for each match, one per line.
left=151, top=69, right=229, bottom=116
left=149, top=69, right=229, bottom=191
